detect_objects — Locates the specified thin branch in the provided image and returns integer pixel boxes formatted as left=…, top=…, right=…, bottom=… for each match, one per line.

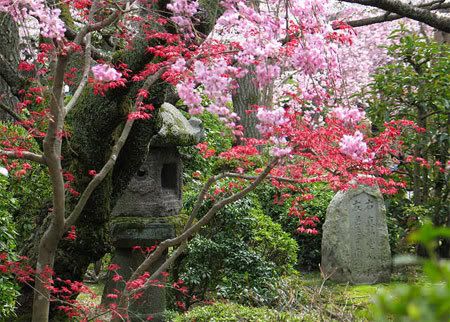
left=74, top=8, right=123, bottom=45
left=342, top=0, right=450, bottom=28
left=147, top=242, right=188, bottom=283
left=64, top=1, right=97, bottom=115
left=64, top=67, right=167, bottom=227
left=0, top=149, right=46, bottom=164
left=183, top=173, right=227, bottom=230
left=0, top=102, right=25, bottom=124
left=127, top=157, right=279, bottom=290
left=64, top=33, right=91, bottom=115
left=340, top=0, right=450, bottom=32
left=224, top=173, right=323, bottom=184
left=64, top=27, right=106, bottom=60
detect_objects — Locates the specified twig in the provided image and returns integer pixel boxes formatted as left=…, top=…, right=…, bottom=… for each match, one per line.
left=64, top=0, right=97, bottom=115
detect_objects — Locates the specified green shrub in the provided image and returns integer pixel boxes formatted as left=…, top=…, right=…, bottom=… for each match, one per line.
left=171, top=302, right=303, bottom=322
left=173, top=196, right=297, bottom=307
left=249, top=208, right=298, bottom=275
left=0, top=175, right=19, bottom=319
left=364, top=30, right=449, bottom=256
left=0, top=122, right=51, bottom=248
left=256, top=183, right=334, bottom=271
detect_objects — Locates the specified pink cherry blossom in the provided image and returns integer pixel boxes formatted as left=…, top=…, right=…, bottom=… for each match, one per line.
left=332, top=106, right=365, bottom=125
left=256, top=107, right=289, bottom=135
left=176, top=81, right=202, bottom=110
left=0, top=0, right=65, bottom=39
left=167, top=0, right=199, bottom=38
left=91, top=64, right=122, bottom=82
left=339, top=130, right=369, bottom=161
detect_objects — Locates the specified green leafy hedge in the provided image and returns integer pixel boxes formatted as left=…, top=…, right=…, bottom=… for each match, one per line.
left=256, top=183, right=334, bottom=271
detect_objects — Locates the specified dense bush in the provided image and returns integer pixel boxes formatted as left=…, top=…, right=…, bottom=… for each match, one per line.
left=172, top=195, right=297, bottom=308
left=0, top=123, right=51, bottom=318
left=0, top=175, right=19, bottom=318
left=256, top=183, right=334, bottom=271
left=170, top=302, right=303, bottom=322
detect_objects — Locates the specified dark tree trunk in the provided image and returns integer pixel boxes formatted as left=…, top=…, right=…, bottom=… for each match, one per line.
left=0, top=13, right=21, bottom=121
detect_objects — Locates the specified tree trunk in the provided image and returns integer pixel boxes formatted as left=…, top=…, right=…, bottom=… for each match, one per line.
left=0, top=13, right=20, bottom=121
left=232, top=69, right=261, bottom=139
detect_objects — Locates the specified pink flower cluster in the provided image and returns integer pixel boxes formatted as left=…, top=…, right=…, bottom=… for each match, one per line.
left=339, top=130, right=368, bottom=161
left=333, top=8, right=429, bottom=95
left=167, top=0, right=199, bottom=38
left=256, top=106, right=288, bottom=135
left=91, top=64, right=122, bottom=82
left=332, top=106, right=365, bottom=125
left=255, top=106, right=292, bottom=156
left=291, top=34, right=332, bottom=76
left=0, top=0, right=66, bottom=39
left=170, top=0, right=362, bottom=146
left=175, top=58, right=241, bottom=127
left=270, top=137, right=292, bottom=157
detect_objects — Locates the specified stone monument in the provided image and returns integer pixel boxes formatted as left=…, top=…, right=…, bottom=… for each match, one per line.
left=102, top=103, right=202, bottom=321
left=321, top=184, right=391, bottom=284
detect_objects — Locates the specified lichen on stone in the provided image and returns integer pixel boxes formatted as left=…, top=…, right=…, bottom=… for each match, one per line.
left=150, top=103, right=204, bottom=147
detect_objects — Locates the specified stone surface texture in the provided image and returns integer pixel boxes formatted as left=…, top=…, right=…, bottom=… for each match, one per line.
left=112, top=147, right=182, bottom=218
left=321, top=185, right=391, bottom=284
left=150, top=102, right=204, bottom=147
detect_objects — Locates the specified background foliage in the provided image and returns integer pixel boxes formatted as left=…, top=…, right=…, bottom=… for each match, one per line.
left=0, top=175, right=19, bottom=318
left=365, top=31, right=449, bottom=257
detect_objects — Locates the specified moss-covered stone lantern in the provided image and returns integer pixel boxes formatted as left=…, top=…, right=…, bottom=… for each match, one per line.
left=103, top=103, right=202, bottom=321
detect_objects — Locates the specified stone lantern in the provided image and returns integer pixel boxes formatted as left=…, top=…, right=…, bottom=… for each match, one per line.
left=103, top=103, right=202, bottom=321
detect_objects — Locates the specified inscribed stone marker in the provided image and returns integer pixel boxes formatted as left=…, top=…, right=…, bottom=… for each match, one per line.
left=321, top=185, right=391, bottom=284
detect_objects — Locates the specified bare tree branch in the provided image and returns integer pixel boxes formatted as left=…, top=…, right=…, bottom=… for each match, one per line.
left=64, top=1, right=98, bottom=115
left=64, top=27, right=106, bottom=61
left=340, top=0, right=450, bottom=32
left=342, top=1, right=450, bottom=28
left=183, top=173, right=227, bottom=230
left=0, top=149, right=46, bottom=164
left=0, top=102, right=25, bottom=124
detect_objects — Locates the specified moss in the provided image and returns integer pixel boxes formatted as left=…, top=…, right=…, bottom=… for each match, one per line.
left=57, top=2, right=76, bottom=30
left=150, top=103, right=198, bottom=147
left=111, top=216, right=179, bottom=231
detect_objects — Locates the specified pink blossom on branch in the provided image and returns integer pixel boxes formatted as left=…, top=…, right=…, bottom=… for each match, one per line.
left=332, top=106, right=365, bottom=125
left=91, top=64, right=122, bottom=82
left=0, top=0, right=66, bottom=39
left=339, top=130, right=370, bottom=161
left=167, top=0, right=199, bottom=38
